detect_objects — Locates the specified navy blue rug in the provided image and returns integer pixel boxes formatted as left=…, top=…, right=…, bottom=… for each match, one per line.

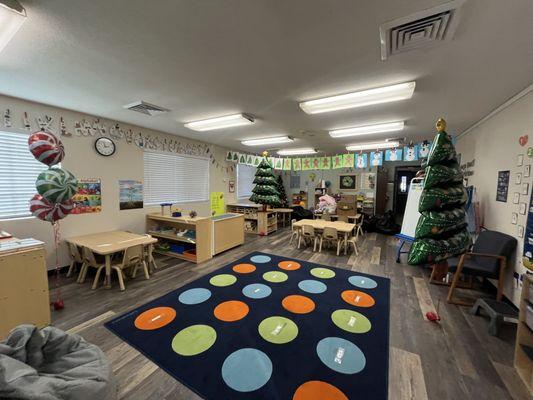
left=105, top=251, right=390, bottom=399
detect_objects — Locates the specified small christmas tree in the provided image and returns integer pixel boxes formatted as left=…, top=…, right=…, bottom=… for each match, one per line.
left=276, top=174, right=288, bottom=208
left=249, top=151, right=281, bottom=209
left=408, top=118, right=471, bottom=267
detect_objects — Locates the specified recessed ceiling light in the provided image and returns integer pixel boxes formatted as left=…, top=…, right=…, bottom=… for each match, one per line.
left=184, top=113, right=254, bottom=131
left=346, top=140, right=400, bottom=151
left=277, top=148, right=318, bottom=156
left=0, top=0, right=26, bottom=54
left=329, top=121, right=404, bottom=138
left=299, top=82, right=416, bottom=114
left=241, top=136, right=294, bottom=146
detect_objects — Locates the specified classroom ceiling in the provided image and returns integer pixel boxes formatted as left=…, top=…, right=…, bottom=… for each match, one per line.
left=0, top=0, right=532, bottom=154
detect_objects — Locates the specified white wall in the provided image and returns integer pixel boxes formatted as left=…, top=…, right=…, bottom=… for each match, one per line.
left=456, top=88, right=533, bottom=306
left=0, top=95, right=237, bottom=269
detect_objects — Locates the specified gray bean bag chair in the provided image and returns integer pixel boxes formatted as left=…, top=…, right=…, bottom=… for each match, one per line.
left=0, top=325, right=116, bottom=400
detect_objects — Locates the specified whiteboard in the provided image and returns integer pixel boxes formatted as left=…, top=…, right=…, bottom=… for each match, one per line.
left=400, top=178, right=424, bottom=239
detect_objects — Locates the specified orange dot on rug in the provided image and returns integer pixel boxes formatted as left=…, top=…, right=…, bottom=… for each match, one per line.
left=282, top=295, right=315, bottom=314
left=214, top=300, right=249, bottom=322
left=341, top=290, right=375, bottom=307
left=232, top=263, right=257, bottom=274
left=292, top=380, right=348, bottom=400
left=134, top=307, right=176, bottom=330
left=278, top=260, right=301, bottom=271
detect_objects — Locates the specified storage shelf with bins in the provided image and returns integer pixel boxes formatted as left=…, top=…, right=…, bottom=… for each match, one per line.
left=146, top=213, right=212, bottom=263
left=226, top=203, right=278, bottom=235
left=515, top=273, right=533, bottom=393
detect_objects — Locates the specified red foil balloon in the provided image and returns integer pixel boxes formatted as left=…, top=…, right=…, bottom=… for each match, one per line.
left=29, top=194, right=73, bottom=223
left=28, top=131, right=65, bottom=166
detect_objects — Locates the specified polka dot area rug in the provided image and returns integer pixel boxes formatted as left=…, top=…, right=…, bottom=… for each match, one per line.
left=105, top=252, right=390, bottom=400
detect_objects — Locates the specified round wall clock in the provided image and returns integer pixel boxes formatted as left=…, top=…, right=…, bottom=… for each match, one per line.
left=94, top=137, right=116, bottom=157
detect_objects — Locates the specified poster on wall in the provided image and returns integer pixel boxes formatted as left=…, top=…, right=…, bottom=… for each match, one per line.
left=210, top=192, right=225, bottom=216
left=342, top=153, right=354, bottom=168
left=496, top=170, right=510, bottom=202
left=522, top=188, right=533, bottom=271
left=71, top=178, right=102, bottom=214
left=403, top=145, right=418, bottom=161
left=355, top=153, right=368, bottom=169
left=361, top=172, right=376, bottom=190
left=370, top=151, right=383, bottom=167
left=332, top=154, right=343, bottom=169
left=339, top=175, right=356, bottom=190
left=119, top=180, right=143, bottom=210
left=385, top=148, right=402, bottom=161
left=292, top=158, right=302, bottom=171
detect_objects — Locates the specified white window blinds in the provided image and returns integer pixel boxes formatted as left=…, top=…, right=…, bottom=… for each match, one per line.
left=0, top=131, right=47, bottom=220
left=237, top=164, right=256, bottom=199
left=144, top=151, right=209, bottom=204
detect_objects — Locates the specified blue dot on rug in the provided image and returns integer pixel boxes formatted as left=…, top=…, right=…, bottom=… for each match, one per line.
left=178, top=288, right=212, bottom=305
left=316, top=337, right=366, bottom=374
left=298, top=279, right=327, bottom=294
left=242, top=283, right=272, bottom=299
left=221, top=348, right=273, bottom=392
left=348, top=275, right=378, bottom=289
left=250, top=255, right=271, bottom=263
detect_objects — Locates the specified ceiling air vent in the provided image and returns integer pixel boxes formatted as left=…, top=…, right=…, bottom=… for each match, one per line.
left=123, top=101, right=170, bottom=116
left=379, top=0, right=465, bottom=60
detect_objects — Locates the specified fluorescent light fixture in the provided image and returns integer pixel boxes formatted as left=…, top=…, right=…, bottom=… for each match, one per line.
left=329, top=121, right=404, bottom=138
left=299, top=81, right=416, bottom=114
left=241, top=136, right=294, bottom=146
left=277, top=148, right=317, bottom=156
left=0, top=0, right=26, bottom=54
left=184, top=113, right=254, bottom=131
left=346, top=140, right=400, bottom=151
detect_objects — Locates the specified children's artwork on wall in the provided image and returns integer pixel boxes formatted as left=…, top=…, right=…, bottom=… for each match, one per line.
left=370, top=151, right=383, bottom=166
left=512, top=212, right=518, bottom=224
left=528, top=147, right=533, bottom=158
left=301, top=158, right=312, bottom=171
left=71, top=179, right=102, bottom=214
left=332, top=154, right=343, bottom=169
left=342, top=153, right=354, bottom=168
left=119, top=180, right=143, bottom=210
left=403, top=145, right=418, bottom=161
left=518, top=225, right=524, bottom=238
left=517, top=154, right=524, bottom=167
left=525, top=165, right=531, bottom=178
left=246, top=154, right=254, bottom=166
left=283, top=158, right=291, bottom=170
left=516, top=172, right=522, bottom=185
left=292, top=158, right=302, bottom=171
left=210, top=192, right=225, bottom=216
left=520, top=202, right=527, bottom=215
left=320, top=156, right=331, bottom=170
left=519, top=135, right=528, bottom=147
left=385, top=148, right=402, bottom=161
left=496, top=170, right=510, bottom=202
left=418, top=141, right=431, bottom=158
left=239, top=153, right=247, bottom=164
left=311, top=157, right=320, bottom=170
left=355, top=153, right=368, bottom=169
left=274, top=158, right=283, bottom=170
left=228, top=180, right=235, bottom=193
left=253, top=156, right=261, bottom=167
left=339, top=175, right=356, bottom=190
left=360, top=172, right=376, bottom=190
left=514, top=192, right=520, bottom=204
left=522, top=183, right=529, bottom=196
left=3, top=109, right=11, bottom=127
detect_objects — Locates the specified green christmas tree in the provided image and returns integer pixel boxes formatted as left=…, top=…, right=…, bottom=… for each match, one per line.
left=249, top=151, right=281, bottom=209
left=408, top=118, right=471, bottom=266
left=276, top=174, right=288, bottom=208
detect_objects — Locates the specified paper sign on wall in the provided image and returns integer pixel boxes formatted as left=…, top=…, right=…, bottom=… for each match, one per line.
left=210, top=192, right=225, bottom=216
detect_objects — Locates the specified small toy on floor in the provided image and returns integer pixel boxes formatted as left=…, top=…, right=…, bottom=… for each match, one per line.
left=426, top=300, right=441, bottom=322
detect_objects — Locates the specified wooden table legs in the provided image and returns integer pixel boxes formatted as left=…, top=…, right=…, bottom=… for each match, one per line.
left=104, top=254, right=112, bottom=289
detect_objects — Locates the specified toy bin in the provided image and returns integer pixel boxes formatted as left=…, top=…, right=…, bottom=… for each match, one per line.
left=169, top=244, right=185, bottom=254
left=183, top=249, right=197, bottom=261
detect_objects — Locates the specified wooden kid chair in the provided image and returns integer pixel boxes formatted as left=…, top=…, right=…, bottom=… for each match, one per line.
left=355, top=214, right=364, bottom=237
left=289, top=219, right=300, bottom=245
left=342, top=230, right=360, bottom=256
left=66, top=242, right=83, bottom=278
left=321, top=212, right=332, bottom=221
left=318, top=227, right=342, bottom=255
left=77, top=247, right=104, bottom=285
left=298, top=225, right=318, bottom=251
left=447, top=230, right=517, bottom=306
left=337, top=215, right=348, bottom=223
left=93, top=245, right=150, bottom=291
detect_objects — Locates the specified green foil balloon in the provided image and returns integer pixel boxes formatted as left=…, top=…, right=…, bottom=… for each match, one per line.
left=36, top=168, right=78, bottom=204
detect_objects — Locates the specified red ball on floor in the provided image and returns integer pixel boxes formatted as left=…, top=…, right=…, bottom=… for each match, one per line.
left=52, top=299, right=65, bottom=310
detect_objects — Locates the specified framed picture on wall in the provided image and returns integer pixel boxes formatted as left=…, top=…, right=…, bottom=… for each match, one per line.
left=339, top=175, right=357, bottom=190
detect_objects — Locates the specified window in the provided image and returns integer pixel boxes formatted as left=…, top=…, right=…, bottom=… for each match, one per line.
left=144, top=151, right=209, bottom=204
left=0, top=131, right=47, bottom=220
left=237, top=164, right=256, bottom=199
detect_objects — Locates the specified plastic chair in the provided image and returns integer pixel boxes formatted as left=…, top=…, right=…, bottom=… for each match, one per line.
left=298, top=225, right=318, bottom=251
left=66, top=242, right=83, bottom=278
left=318, top=227, right=342, bottom=255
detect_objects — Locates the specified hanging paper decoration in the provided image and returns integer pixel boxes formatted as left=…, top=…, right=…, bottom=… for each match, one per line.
left=283, top=158, right=292, bottom=170
left=418, top=140, right=431, bottom=159
left=22, top=112, right=31, bottom=130
left=311, top=157, right=320, bottom=170
left=342, top=153, right=355, bottom=168
left=403, top=144, right=419, bottom=161
left=252, top=155, right=261, bottom=167
left=356, top=153, right=368, bottom=168
left=293, top=158, right=302, bottom=171
left=3, top=109, right=12, bottom=127
left=385, top=148, right=403, bottom=161
left=238, top=153, right=247, bottom=164
left=302, top=158, right=312, bottom=171
left=320, top=156, right=331, bottom=170
left=36, top=115, right=54, bottom=133
left=59, top=117, right=71, bottom=137
left=370, top=151, right=383, bottom=166
left=246, top=154, right=254, bottom=166
left=332, top=154, right=343, bottom=169
left=30, top=194, right=74, bottom=223
left=274, top=158, right=283, bottom=170
left=28, top=131, right=65, bottom=166
left=36, top=168, right=78, bottom=203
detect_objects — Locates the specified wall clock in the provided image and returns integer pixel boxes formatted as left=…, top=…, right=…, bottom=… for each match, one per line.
left=94, top=137, right=116, bottom=157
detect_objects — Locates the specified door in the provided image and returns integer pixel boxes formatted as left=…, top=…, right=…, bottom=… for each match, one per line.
left=393, top=167, right=418, bottom=218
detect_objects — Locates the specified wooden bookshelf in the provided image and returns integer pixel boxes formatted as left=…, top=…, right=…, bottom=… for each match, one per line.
left=226, top=203, right=278, bottom=235
left=515, top=274, right=533, bottom=394
left=146, top=213, right=212, bottom=263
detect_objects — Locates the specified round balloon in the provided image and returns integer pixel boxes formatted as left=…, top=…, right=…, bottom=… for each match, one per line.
left=28, top=131, right=65, bottom=166
left=29, top=194, right=73, bottom=222
left=36, top=168, right=77, bottom=203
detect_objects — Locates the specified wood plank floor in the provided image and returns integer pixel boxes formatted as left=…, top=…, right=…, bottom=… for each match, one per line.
left=49, top=229, right=531, bottom=400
